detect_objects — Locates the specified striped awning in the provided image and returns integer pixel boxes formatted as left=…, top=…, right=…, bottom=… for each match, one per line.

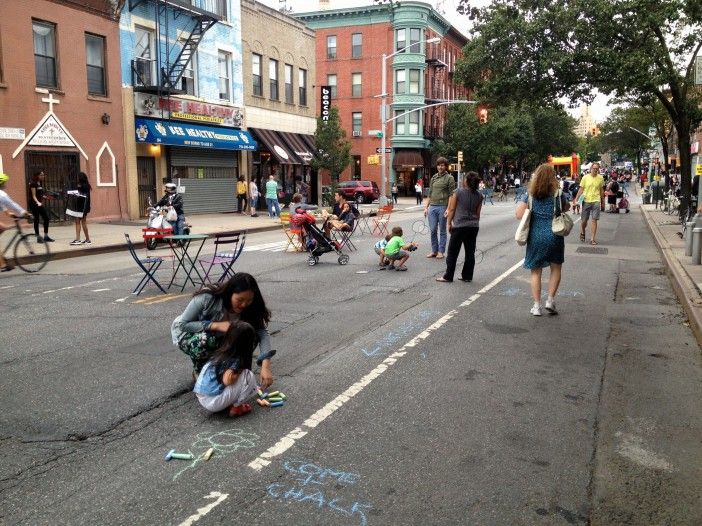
left=248, top=127, right=296, bottom=164
left=279, top=131, right=315, bottom=165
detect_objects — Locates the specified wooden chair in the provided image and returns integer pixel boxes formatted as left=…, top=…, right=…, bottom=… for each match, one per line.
left=372, top=205, right=393, bottom=236
left=125, top=233, right=167, bottom=295
left=197, top=230, right=246, bottom=285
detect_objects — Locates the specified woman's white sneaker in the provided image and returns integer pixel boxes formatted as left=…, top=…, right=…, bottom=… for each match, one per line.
left=530, top=304, right=542, bottom=316
left=544, top=298, right=558, bottom=314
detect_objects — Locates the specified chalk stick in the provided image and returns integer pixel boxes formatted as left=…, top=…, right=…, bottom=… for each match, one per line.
left=267, top=397, right=283, bottom=403
left=202, top=448, right=214, bottom=461
left=267, top=390, right=280, bottom=398
left=279, top=393, right=287, bottom=400
left=257, top=389, right=264, bottom=398
left=269, top=401, right=284, bottom=408
left=260, top=392, right=269, bottom=399
left=256, top=398, right=268, bottom=407
left=171, top=452, right=194, bottom=460
left=261, top=399, right=270, bottom=407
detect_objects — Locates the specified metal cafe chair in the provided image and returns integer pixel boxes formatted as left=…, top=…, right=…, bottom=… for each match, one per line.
left=197, top=230, right=246, bottom=285
left=124, top=233, right=167, bottom=295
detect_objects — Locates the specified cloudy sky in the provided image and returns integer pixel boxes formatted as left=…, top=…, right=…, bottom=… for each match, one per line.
left=257, top=0, right=611, bottom=122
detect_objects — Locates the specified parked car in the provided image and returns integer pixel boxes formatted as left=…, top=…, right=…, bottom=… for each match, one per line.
left=336, top=180, right=380, bottom=204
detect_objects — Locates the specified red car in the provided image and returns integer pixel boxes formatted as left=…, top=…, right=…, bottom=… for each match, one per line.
left=336, top=180, right=380, bottom=204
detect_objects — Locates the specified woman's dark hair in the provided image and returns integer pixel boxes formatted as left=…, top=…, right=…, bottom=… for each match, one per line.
left=195, top=272, right=270, bottom=329
left=78, top=172, right=92, bottom=190
left=465, top=171, right=480, bottom=192
left=209, top=321, right=257, bottom=377
left=32, top=171, right=43, bottom=182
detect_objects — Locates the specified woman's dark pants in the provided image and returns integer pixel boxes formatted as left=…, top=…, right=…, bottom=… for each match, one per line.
left=443, top=226, right=479, bottom=281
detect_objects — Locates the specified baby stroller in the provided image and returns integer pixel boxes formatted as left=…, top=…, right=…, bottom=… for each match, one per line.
left=302, top=221, right=350, bottom=266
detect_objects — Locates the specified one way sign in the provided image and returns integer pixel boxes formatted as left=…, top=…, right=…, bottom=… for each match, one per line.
left=376, top=148, right=392, bottom=153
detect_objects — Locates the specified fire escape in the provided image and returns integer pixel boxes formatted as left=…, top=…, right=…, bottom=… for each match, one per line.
left=424, top=51, right=447, bottom=139
left=129, top=0, right=221, bottom=93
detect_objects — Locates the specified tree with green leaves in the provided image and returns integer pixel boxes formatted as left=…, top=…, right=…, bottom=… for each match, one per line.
left=600, top=106, right=661, bottom=173
left=311, top=107, right=352, bottom=185
left=455, top=0, right=702, bottom=213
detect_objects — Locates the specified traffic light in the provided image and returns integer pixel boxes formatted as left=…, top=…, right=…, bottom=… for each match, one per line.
left=478, top=108, right=488, bottom=124
left=457, top=151, right=464, bottom=162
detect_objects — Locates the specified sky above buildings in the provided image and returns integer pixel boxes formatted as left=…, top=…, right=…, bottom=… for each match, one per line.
left=257, top=0, right=612, bottom=123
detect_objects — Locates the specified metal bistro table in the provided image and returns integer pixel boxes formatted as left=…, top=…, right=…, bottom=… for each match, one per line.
left=165, top=233, right=209, bottom=291
left=357, top=210, right=377, bottom=235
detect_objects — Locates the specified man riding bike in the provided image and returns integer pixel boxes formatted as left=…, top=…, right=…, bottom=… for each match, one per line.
left=0, top=173, right=31, bottom=272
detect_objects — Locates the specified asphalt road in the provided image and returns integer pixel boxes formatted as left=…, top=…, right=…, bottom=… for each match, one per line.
left=1, top=201, right=701, bottom=525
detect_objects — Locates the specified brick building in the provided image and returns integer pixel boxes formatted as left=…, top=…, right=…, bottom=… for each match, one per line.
left=120, top=0, right=254, bottom=217
left=296, top=1, right=468, bottom=197
left=0, top=0, right=128, bottom=221
left=241, top=0, right=318, bottom=206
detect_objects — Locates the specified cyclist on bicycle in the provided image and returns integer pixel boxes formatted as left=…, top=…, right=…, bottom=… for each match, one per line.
left=0, top=173, right=31, bottom=272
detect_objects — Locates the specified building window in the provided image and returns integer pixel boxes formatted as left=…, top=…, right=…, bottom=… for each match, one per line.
left=409, top=28, right=421, bottom=53
left=33, top=20, right=57, bottom=88
left=409, top=69, right=420, bottom=94
left=252, top=53, right=262, bottom=96
left=352, top=112, right=362, bottom=135
left=134, top=26, right=154, bottom=86
left=180, top=50, right=197, bottom=96
left=409, top=110, right=420, bottom=134
left=396, top=29, right=406, bottom=53
left=351, top=72, right=362, bottom=97
left=395, top=110, right=406, bottom=135
left=327, top=35, right=337, bottom=59
left=284, top=63, right=293, bottom=104
left=327, top=74, right=337, bottom=98
left=395, top=70, right=406, bottom=94
left=269, top=59, right=278, bottom=101
left=351, top=33, right=362, bottom=58
left=218, top=50, right=231, bottom=101
left=85, top=33, right=106, bottom=96
left=299, top=68, right=307, bottom=106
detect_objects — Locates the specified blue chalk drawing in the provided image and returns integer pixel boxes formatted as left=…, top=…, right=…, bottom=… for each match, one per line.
left=361, top=310, right=436, bottom=357
left=267, top=460, right=373, bottom=525
left=172, top=428, right=259, bottom=481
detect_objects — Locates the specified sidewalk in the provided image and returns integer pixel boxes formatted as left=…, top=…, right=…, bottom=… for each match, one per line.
left=640, top=203, right=702, bottom=346
left=30, top=196, right=420, bottom=261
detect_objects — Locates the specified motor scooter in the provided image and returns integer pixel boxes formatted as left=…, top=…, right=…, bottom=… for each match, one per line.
left=144, top=198, right=190, bottom=250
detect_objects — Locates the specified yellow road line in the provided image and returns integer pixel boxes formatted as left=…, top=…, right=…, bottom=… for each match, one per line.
left=139, top=293, right=190, bottom=305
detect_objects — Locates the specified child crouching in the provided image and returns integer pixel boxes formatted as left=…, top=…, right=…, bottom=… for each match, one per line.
left=384, top=226, right=417, bottom=271
left=374, top=234, right=392, bottom=268
left=193, top=321, right=258, bottom=417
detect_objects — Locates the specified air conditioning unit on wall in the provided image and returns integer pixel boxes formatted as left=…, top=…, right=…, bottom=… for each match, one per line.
left=352, top=130, right=361, bottom=137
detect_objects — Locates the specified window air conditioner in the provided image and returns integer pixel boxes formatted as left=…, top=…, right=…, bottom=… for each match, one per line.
left=352, top=130, right=361, bottom=137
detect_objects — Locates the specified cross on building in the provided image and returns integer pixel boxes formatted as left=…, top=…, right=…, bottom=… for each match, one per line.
left=41, top=92, right=60, bottom=113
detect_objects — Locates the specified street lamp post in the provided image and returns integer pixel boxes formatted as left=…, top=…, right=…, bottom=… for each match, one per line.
left=379, top=36, right=440, bottom=205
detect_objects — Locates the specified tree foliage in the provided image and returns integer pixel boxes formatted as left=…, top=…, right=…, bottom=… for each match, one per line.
left=455, top=0, right=702, bottom=209
left=311, top=107, right=352, bottom=183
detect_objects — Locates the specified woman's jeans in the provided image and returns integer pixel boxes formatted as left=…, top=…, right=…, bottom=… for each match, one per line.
left=443, top=226, right=479, bottom=281
left=250, top=196, right=258, bottom=213
left=427, top=204, right=448, bottom=254
left=266, top=198, right=280, bottom=217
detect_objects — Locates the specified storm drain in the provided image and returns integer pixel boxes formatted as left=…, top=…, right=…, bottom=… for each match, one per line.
left=576, top=246, right=609, bottom=255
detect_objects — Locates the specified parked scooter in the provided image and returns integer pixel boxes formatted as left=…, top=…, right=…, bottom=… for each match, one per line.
left=144, top=197, right=190, bottom=250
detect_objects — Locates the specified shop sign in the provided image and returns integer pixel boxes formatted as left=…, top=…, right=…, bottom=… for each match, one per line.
left=696, top=164, right=702, bottom=176
left=135, top=118, right=257, bottom=151
left=320, top=86, right=331, bottom=122
left=27, top=115, right=75, bottom=147
left=134, top=93, right=244, bottom=128
left=0, top=127, right=25, bottom=140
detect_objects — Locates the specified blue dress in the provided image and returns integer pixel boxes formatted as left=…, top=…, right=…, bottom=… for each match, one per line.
left=519, top=192, right=567, bottom=269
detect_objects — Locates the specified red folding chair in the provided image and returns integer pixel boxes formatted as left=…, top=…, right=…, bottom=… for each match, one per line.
left=372, top=205, right=393, bottom=236
left=197, top=230, right=246, bottom=285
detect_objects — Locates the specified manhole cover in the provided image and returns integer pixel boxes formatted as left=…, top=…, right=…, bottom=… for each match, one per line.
left=576, top=246, right=609, bottom=255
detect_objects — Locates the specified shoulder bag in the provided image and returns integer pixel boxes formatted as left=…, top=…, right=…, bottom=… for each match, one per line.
left=552, top=190, right=574, bottom=236
left=515, top=194, right=532, bottom=246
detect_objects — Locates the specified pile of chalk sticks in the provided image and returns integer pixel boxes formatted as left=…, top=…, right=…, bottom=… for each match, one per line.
left=256, top=389, right=287, bottom=408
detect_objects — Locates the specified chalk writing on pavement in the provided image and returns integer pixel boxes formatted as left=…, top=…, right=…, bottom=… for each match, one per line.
left=173, top=429, right=259, bottom=481
left=361, top=310, right=436, bottom=357
left=266, top=460, right=373, bottom=525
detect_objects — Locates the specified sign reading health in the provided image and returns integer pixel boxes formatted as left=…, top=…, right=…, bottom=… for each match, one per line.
left=134, top=118, right=257, bottom=151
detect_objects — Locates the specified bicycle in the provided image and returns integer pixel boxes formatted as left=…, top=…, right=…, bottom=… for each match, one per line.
left=1, top=216, right=51, bottom=272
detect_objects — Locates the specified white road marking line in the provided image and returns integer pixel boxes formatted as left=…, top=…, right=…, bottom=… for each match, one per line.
left=114, top=297, right=129, bottom=303
left=243, top=241, right=287, bottom=252
left=91, top=288, right=111, bottom=292
left=247, top=258, right=525, bottom=472
left=178, top=491, right=229, bottom=526
left=0, top=285, right=15, bottom=290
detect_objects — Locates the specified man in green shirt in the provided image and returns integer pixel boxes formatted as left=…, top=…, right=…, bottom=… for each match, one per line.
left=265, top=174, right=281, bottom=218
left=573, top=162, right=605, bottom=245
left=423, top=157, right=456, bottom=259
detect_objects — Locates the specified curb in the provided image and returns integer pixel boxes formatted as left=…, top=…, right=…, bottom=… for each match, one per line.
left=640, top=205, right=702, bottom=348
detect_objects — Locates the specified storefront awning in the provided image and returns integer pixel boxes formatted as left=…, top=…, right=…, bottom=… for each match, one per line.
left=135, top=118, right=256, bottom=150
left=248, top=127, right=297, bottom=164
left=279, top=131, right=316, bottom=165
left=392, top=149, right=424, bottom=168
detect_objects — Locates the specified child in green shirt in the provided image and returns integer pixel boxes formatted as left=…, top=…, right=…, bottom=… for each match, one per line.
left=384, top=226, right=417, bottom=271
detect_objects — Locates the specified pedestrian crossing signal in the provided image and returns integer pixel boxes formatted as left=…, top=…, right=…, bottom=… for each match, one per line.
left=478, top=108, right=488, bottom=124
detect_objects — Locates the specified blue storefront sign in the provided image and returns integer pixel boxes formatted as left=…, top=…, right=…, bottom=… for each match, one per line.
left=135, top=118, right=257, bottom=151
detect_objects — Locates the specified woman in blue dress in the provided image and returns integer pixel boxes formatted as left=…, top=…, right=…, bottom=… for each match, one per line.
left=515, top=163, right=570, bottom=316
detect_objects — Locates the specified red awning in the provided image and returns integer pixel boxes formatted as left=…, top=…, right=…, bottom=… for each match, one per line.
left=392, top=149, right=424, bottom=168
